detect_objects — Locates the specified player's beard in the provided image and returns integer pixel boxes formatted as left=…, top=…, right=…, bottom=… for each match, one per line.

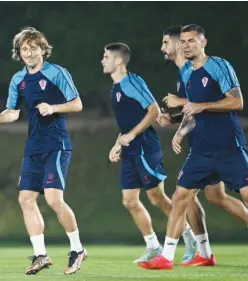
left=163, top=52, right=175, bottom=65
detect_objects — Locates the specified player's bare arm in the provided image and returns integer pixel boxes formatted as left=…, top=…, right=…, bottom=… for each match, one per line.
left=119, top=102, right=159, bottom=146
left=183, top=87, right=243, bottom=118
left=109, top=134, right=122, bottom=163
left=157, top=112, right=172, bottom=127
left=163, top=93, right=187, bottom=108
left=0, top=108, right=20, bottom=123
left=36, top=96, right=83, bottom=116
left=172, top=115, right=196, bottom=154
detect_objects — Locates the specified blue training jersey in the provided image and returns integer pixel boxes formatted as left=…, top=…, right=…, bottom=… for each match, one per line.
left=179, top=56, right=247, bottom=151
left=7, top=61, right=79, bottom=156
left=111, top=72, right=162, bottom=157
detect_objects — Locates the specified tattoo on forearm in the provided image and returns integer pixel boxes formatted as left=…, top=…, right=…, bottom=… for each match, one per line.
left=179, top=115, right=196, bottom=136
left=229, top=87, right=242, bottom=98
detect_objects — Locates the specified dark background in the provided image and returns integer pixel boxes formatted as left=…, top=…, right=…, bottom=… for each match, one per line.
left=0, top=2, right=247, bottom=244
left=1, top=2, right=248, bottom=116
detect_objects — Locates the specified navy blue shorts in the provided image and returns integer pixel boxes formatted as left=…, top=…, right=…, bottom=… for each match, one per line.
left=19, top=150, right=71, bottom=193
left=120, top=151, right=167, bottom=190
left=177, top=148, right=248, bottom=191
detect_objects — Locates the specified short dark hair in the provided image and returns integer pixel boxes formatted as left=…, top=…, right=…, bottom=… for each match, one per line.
left=163, top=26, right=182, bottom=38
left=104, top=42, right=130, bottom=64
left=181, top=24, right=206, bottom=37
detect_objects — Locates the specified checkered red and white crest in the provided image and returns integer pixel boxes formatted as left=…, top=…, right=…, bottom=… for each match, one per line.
left=116, top=92, right=122, bottom=102
left=39, top=79, right=47, bottom=90
left=202, top=77, right=208, bottom=87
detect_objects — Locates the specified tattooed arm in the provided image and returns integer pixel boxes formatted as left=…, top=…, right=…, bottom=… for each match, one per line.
left=172, top=115, right=196, bottom=154
left=206, top=87, right=243, bottom=111
left=183, top=87, right=243, bottom=118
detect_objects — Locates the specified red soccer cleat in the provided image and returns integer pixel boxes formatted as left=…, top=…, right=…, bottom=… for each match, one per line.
left=138, top=255, right=173, bottom=270
left=180, top=253, right=216, bottom=267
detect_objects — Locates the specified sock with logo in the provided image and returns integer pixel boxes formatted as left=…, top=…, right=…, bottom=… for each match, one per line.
left=195, top=233, right=212, bottom=258
left=144, top=232, right=160, bottom=250
left=162, top=236, right=179, bottom=261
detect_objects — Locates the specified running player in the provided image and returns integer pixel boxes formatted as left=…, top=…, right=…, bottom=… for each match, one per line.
left=101, top=42, right=197, bottom=264
left=139, top=24, right=248, bottom=270
left=2, top=27, right=87, bottom=275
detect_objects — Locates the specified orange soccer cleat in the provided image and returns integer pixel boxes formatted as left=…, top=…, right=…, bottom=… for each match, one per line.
left=180, top=253, right=216, bottom=267
left=138, top=254, right=173, bottom=270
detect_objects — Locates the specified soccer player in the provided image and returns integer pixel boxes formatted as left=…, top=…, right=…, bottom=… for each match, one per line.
left=1, top=27, right=87, bottom=275
left=101, top=42, right=197, bottom=264
left=139, top=24, right=248, bottom=270
left=157, top=25, right=248, bottom=266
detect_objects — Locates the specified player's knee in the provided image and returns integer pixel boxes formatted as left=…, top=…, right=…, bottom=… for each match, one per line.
left=205, top=194, right=219, bottom=205
left=45, top=197, right=64, bottom=211
left=171, top=192, right=181, bottom=209
left=18, top=194, right=36, bottom=208
left=240, top=188, right=248, bottom=207
left=170, top=193, right=186, bottom=217
left=205, top=189, right=226, bottom=206
left=146, top=190, right=159, bottom=206
left=122, top=198, right=140, bottom=211
left=171, top=188, right=192, bottom=210
left=171, top=190, right=184, bottom=204
left=148, top=195, right=160, bottom=207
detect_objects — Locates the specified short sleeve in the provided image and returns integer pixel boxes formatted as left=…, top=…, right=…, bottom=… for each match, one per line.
left=6, top=77, right=20, bottom=109
left=204, top=58, right=240, bottom=94
left=55, top=68, right=79, bottom=101
left=120, top=73, right=155, bottom=109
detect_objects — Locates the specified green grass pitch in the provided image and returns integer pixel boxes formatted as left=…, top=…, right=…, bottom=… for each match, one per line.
left=0, top=244, right=247, bottom=281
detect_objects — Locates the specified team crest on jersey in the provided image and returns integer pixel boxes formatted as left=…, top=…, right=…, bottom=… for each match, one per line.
left=116, top=92, right=122, bottom=102
left=177, top=81, right=180, bottom=92
left=202, top=77, right=208, bottom=87
left=39, top=79, right=47, bottom=90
